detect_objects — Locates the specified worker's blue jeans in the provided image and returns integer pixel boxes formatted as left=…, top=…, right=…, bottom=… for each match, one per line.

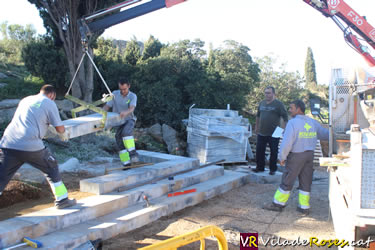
left=255, top=134, right=280, bottom=172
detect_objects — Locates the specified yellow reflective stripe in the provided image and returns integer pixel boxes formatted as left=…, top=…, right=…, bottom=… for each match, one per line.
left=53, top=182, right=68, bottom=200
left=123, top=136, right=135, bottom=151
left=119, top=149, right=130, bottom=164
left=298, top=131, right=317, bottom=138
left=299, top=192, right=310, bottom=208
left=274, top=188, right=290, bottom=205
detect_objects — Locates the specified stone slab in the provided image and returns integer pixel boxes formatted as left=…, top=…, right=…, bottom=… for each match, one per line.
left=25, top=170, right=249, bottom=249
left=80, top=157, right=199, bottom=194
left=0, top=165, right=223, bottom=247
left=0, top=218, right=35, bottom=248
left=47, top=112, right=127, bottom=139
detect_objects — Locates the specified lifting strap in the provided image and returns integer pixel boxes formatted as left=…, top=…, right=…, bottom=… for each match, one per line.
left=65, top=49, right=114, bottom=128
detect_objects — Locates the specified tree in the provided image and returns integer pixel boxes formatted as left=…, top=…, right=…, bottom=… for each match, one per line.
left=93, top=37, right=122, bottom=62
left=93, top=38, right=135, bottom=101
left=123, top=37, right=141, bottom=65
left=140, top=35, right=163, bottom=61
left=207, top=40, right=260, bottom=111
left=0, top=22, right=37, bottom=64
left=22, top=36, right=69, bottom=95
left=27, top=0, right=118, bottom=103
left=246, top=55, right=305, bottom=115
left=305, top=47, right=317, bottom=87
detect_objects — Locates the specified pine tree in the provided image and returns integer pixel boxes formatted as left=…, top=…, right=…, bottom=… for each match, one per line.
left=123, top=37, right=141, bottom=66
left=305, top=47, right=317, bottom=87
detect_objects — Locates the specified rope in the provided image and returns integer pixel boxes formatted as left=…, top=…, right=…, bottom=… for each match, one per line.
left=65, top=50, right=113, bottom=97
left=66, top=52, right=86, bottom=96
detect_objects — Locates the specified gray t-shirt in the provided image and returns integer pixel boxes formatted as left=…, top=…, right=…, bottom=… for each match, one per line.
left=278, top=115, right=329, bottom=161
left=257, top=99, right=288, bottom=136
left=106, top=90, right=137, bottom=120
left=0, top=93, right=63, bottom=151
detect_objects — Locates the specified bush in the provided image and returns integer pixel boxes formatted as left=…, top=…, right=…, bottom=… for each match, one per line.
left=22, top=36, right=69, bottom=95
left=0, top=71, right=44, bottom=100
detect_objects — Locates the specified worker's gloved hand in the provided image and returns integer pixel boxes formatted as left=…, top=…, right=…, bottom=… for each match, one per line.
left=46, top=125, right=58, bottom=138
left=58, top=131, right=70, bottom=141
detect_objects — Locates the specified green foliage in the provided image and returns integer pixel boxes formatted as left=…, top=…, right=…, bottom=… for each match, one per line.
left=123, top=37, right=141, bottom=65
left=94, top=37, right=122, bottom=62
left=0, top=66, right=43, bottom=100
left=246, top=55, right=329, bottom=121
left=21, top=36, right=69, bottom=95
left=46, top=131, right=116, bottom=162
left=135, top=134, right=167, bottom=153
left=305, top=47, right=317, bottom=87
left=208, top=40, right=260, bottom=111
left=246, top=55, right=305, bottom=116
left=92, top=38, right=136, bottom=101
left=132, top=57, right=186, bottom=128
left=140, top=35, right=163, bottom=61
left=0, top=22, right=37, bottom=64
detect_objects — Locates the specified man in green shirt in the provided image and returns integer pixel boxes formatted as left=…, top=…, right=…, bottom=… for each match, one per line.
left=253, top=86, right=288, bottom=175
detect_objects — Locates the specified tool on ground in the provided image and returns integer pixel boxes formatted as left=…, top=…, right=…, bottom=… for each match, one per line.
left=104, top=162, right=153, bottom=174
left=167, top=188, right=197, bottom=197
left=117, top=159, right=225, bottom=192
left=4, top=237, right=43, bottom=250
left=143, top=195, right=151, bottom=207
left=73, top=239, right=103, bottom=250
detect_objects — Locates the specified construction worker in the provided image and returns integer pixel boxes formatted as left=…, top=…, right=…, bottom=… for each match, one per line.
left=262, top=100, right=329, bottom=215
left=0, top=85, right=76, bottom=209
left=253, top=86, right=288, bottom=175
left=103, top=77, right=138, bottom=166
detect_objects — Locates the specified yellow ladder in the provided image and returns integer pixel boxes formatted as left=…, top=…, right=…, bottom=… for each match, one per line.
left=139, top=225, right=228, bottom=250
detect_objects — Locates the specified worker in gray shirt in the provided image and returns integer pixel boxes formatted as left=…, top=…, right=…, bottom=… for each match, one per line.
left=263, top=100, right=329, bottom=215
left=104, top=77, right=138, bottom=167
left=0, top=85, right=76, bottom=209
left=253, top=86, right=288, bottom=175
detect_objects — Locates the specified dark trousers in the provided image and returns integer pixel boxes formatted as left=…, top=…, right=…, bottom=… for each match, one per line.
left=256, top=134, right=280, bottom=172
left=115, top=119, right=135, bottom=151
left=280, top=151, right=314, bottom=192
left=0, top=147, right=61, bottom=192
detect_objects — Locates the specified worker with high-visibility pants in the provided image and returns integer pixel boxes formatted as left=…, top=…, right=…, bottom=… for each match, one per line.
left=104, top=77, right=138, bottom=166
left=263, top=100, right=329, bottom=215
left=0, top=85, right=76, bottom=209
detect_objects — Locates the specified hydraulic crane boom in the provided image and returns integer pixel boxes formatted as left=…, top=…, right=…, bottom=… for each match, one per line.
left=303, top=0, right=375, bottom=67
left=79, top=0, right=186, bottom=44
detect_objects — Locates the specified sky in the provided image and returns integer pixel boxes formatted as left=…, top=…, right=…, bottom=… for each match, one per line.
left=1, top=0, right=375, bottom=85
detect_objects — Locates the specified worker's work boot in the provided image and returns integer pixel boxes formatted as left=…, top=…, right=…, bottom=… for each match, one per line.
left=262, top=202, right=284, bottom=212
left=55, top=198, right=77, bottom=209
left=129, top=150, right=139, bottom=164
left=296, top=207, right=310, bottom=216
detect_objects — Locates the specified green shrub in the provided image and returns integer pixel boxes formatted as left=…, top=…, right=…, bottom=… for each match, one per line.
left=0, top=72, right=43, bottom=100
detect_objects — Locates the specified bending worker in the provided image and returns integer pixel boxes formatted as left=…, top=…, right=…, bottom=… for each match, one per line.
left=0, top=85, right=76, bottom=209
left=263, top=100, right=329, bottom=215
left=103, top=77, right=138, bottom=166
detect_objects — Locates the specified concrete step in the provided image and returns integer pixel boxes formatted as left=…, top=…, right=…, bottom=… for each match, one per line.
left=80, top=151, right=199, bottom=194
left=0, top=165, right=224, bottom=248
left=26, top=170, right=249, bottom=249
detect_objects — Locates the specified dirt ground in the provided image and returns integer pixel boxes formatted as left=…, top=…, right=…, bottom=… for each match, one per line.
left=0, top=172, right=94, bottom=221
left=102, top=167, right=334, bottom=250
left=0, top=164, right=335, bottom=250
